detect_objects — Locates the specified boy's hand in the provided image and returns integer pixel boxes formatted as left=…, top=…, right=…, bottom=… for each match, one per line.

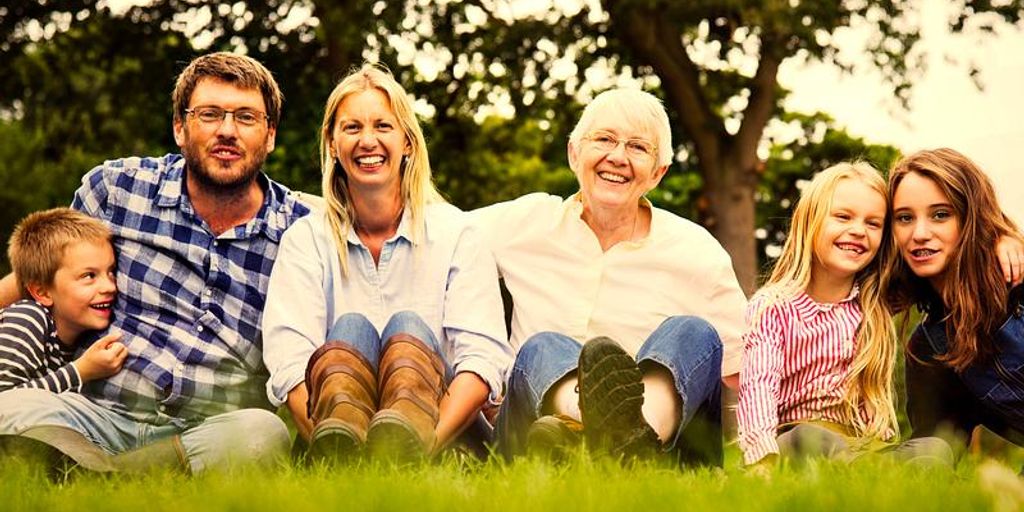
left=74, top=332, right=127, bottom=382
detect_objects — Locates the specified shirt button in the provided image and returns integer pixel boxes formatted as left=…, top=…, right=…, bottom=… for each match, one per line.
left=204, top=289, right=212, bottom=296
left=197, top=325, right=204, bottom=333
left=176, top=364, right=185, bottom=371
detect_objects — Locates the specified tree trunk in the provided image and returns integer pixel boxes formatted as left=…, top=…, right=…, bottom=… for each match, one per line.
left=311, top=0, right=364, bottom=78
left=702, top=156, right=759, bottom=296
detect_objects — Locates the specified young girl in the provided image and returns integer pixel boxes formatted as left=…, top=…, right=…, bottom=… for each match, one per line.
left=890, top=148, right=1024, bottom=451
left=738, top=162, right=947, bottom=467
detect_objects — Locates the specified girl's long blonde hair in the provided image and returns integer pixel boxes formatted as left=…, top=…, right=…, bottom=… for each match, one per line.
left=755, top=162, right=898, bottom=440
left=318, top=63, right=443, bottom=273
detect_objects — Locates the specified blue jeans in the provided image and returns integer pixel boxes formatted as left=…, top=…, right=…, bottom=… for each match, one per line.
left=326, top=310, right=452, bottom=382
left=495, top=315, right=723, bottom=465
left=907, top=306, right=1024, bottom=446
left=0, top=388, right=289, bottom=473
left=318, top=311, right=492, bottom=453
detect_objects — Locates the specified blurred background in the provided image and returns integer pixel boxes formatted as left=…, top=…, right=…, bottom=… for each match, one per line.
left=2, top=0, right=1022, bottom=295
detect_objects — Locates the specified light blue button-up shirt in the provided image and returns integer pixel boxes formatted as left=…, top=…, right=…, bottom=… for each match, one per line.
left=262, top=202, right=512, bottom=407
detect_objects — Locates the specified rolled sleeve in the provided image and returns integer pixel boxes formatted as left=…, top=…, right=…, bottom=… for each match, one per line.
left=705, top=252, right=749, bottom=378
left=71, top=163, right=112, bottom=219
left=442, top=222, right=513, bottom=405
left=448, top=342, right=508, bottom=406
left=262, top=218, right=329, bottom=407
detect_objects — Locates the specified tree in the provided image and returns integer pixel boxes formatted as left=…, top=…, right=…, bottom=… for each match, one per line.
left=3, top=1, right=1017, bottom=290
left=389, top=0, right=1021, bottom=293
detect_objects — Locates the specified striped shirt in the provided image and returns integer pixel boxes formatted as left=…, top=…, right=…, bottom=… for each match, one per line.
left=71, top=154, right=310, bottom=427
left=0, top=300, right=82, bottom=393
left=736, top=287, right=864, bottom=465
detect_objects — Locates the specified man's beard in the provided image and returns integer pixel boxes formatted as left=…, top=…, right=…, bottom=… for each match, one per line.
left=182, top=135, right=268, bottom=195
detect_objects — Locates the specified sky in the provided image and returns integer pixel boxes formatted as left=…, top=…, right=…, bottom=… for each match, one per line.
left=780, top=0, right=1024, bottom=225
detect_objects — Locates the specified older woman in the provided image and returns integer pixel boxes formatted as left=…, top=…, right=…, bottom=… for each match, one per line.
left=477, top=89, right=747, bottom=465
left=262, top=65, right=513, bottom=462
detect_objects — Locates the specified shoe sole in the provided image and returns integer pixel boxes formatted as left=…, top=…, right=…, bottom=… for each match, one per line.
left=366, top=411, right=427, bottom=463
left=526, top=417, right=579, bottom=461
left=578, top=337, right=658, bottom=458
left=308, top=419, right=362, bottom=464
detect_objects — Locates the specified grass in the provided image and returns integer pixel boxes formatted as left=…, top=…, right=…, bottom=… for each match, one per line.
left=3, top=446, right=1022, bottom=512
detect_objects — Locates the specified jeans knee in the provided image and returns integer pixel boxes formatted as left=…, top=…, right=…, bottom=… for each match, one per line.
left=382, top=310, right=435, bottom=346
left=219, top=409, right=289, bottom=466
left=330, top=312, right=373, bottom=337
left=516, top=332, right=580, bottom=368
left=0, top=388, right=68, bottom=433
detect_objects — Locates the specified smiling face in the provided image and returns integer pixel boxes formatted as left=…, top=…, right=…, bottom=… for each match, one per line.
left=327, top=88, right=409, bottom=198
left=811, top=178, right=887, bottom=286
left=568, top=118, right=668, bottom=214
left=30, top=239, right=117, bottom=345
left=173, top=78, right=276, bottom=193
left=892, top=171, right=962, bottom=292
left=565, top=121, right=667, bottom=214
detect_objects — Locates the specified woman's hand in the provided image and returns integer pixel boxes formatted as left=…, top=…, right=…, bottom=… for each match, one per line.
left=432, top=372, right=489, bottom=454
left=996, top=235, right=1024, bottom=286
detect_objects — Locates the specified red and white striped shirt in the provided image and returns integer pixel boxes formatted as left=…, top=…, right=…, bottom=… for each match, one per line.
left=736, top=287, right=863, bottom=465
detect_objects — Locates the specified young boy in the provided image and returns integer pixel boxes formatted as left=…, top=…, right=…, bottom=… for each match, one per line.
left=0, top=207, right=126, bottom=392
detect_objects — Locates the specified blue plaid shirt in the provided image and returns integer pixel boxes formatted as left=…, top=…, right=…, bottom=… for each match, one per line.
left=72, top=154, right=310, bottom=427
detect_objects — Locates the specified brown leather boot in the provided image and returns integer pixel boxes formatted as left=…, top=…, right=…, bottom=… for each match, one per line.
left=367, top=334, right=445, bottom=462
left=305, top=341, right=378, bottom=463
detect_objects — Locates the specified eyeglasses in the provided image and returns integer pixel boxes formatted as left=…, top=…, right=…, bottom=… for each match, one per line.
left=583, top=131, right=657, bottom=159
left=185, top=106, right=268, bottom=127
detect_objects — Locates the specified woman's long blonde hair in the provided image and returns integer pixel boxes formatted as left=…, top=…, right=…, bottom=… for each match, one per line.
left=318, top=63, right=443, bottom=273
left=755, top=162, right=898, bottom=440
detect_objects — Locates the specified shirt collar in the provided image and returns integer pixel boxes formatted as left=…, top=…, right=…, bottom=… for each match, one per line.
left=793, top=284, right=860, bottom=322
left=155, top=155, right=299, bottom=242
left=563, top=192, right=656, bottom=244
left=345, top=207, right=416, bottom=247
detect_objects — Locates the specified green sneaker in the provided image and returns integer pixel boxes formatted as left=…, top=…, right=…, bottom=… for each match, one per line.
left=526, top=414, right=584, bottom=460
left=578, top=337, right=659, bottom=460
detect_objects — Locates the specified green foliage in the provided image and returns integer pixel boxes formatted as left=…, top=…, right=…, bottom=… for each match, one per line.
left=1, top=0, right=1020, bottom=280
left=754, top=112, right=901, bottom=280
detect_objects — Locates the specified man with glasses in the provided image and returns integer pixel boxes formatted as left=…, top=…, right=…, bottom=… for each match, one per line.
left=477, top=88, right=747, bottom=466
left=0, top=52, right=310, bottom=473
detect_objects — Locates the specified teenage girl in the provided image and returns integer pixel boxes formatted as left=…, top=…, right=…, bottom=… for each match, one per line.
left=889, top=148, right=1024, bottom=451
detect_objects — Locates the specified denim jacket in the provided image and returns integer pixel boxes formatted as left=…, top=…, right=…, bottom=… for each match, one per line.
left=913, top=286, right=1024, bottom=430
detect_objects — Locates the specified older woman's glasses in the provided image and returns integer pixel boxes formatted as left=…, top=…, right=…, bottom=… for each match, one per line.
left=185, top=106, right=268, bottom=127
left=583, top=131, right=657, bottom=159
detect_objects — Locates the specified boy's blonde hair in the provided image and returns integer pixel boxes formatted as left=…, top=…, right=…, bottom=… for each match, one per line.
left=755, top=162, right=898, bottom=441
left=8, top=208, right=112, bottom=298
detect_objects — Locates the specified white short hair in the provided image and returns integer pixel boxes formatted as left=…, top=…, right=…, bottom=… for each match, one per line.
left=568, top=88, right=673, bottom=167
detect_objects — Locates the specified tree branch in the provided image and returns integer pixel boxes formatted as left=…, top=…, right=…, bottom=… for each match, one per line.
left=733, top=32, right=782, bottom=171
left=608, top=1, right=726, bottom=163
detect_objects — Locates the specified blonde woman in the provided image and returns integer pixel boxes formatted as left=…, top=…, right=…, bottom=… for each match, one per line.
left=262, top=64, right=513, bottom=462
left=737, top=163, right=950, bottom=467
